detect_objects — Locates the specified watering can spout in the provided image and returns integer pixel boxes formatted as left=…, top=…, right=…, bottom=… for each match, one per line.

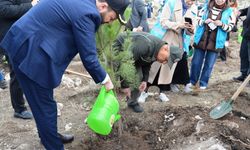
left=86, top=86, right=121, bottom=135
left=115, top=114, right=121, bottom=122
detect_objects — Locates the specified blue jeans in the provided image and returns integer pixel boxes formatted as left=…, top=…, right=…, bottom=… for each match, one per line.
left=0, top=70, right=4, bottom=81
left=190, top=48, right=218, bottom=87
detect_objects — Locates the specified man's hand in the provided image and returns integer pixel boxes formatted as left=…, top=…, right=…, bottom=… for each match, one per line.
left=177, top=23, right=186, bottom=29
left=213, top=20, right=223, bottom=26
left=104, top=79, right=114, bottom=91
left=120, top=88, right=131, bottom=98
left=31, top=0, right=39, bottom=6
left=139, top=81, right=147, bottom=92
left=184, top=23, right=194, bottom=34
left=205, top=18, right=213, bottom=24
left=132, top=26, right=143, bottom=32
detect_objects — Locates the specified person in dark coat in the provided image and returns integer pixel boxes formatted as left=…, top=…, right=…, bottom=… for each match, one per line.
left=113, top=32, right=183, bottom=112
left=233, top=6, right=250, bottom=82
left=0, top=0, right=129, bottom=149
left=126, top=0, right=149, bottom=32
left=0, top=0, right=39, bottom=119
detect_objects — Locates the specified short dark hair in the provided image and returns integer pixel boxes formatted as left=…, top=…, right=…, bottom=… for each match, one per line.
left=98, top=0, right=107, bottom=2
left=98, top=0, right=112, bottom=11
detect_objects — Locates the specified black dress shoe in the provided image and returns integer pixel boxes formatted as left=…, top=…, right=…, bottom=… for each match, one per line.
left=58, top=133, right=74, bottom=144
left=128, top=104, right=143, bottom=113
left=233, top=75, right=246, bottom=82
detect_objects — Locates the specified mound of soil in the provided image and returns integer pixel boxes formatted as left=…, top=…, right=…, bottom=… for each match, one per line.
left=72, top=104, right=250, bottom=150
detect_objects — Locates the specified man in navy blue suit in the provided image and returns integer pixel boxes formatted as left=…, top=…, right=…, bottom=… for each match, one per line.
left=0, top=0, right=129, bottom=149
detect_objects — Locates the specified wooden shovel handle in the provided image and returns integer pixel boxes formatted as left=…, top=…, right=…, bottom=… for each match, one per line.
left=231, top=74, right=250, bottom=100
left=65, top=69, right=92, bottom=79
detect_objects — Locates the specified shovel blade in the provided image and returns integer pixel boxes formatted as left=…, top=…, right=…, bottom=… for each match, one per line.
left=210, top=100, right=233, bottom=119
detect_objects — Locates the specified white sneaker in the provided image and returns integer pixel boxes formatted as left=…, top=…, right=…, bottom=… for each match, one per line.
left=159, top=93, right=169, bottom=102
left=138, top=91, right=149, bottom=103
left=184, top=83, right=193, bottom=93
left=199, top=86, right=207, bottom=90
left=170, top=84, right=180, bottom=93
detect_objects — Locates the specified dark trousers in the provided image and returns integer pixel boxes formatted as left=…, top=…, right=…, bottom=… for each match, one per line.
left=147, top=67, right=170, bottom=92
left=10, top=43, right=63, bottom=150
left=219, top=33, right=230, bottom=61
left=121, top=77, right=140, bottom=106
left=8, top=60, right=27, bottom=113
left=219, top=47, right=227, bottom=61
left=172, top=52, right=190, bottom=85
left=127, top=89, right=140, bottom=106
left=240, top=37, right=250, bottom=76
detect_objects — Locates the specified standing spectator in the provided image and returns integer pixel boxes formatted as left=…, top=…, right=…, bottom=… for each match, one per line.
left=233, top=6, right=250, bottom=82
left=126, top=0, right=150, bottom=32
left=0, top=0, right=129, bottom=149
left=190, top=0, right=235, bottom=90
left=219, top=0, right=238, bottom=61
left=0, top=0, right=39, bottom=119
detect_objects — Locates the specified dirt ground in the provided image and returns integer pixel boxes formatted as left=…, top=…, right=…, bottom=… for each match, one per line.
left=0, top=33, right=249, bottom=150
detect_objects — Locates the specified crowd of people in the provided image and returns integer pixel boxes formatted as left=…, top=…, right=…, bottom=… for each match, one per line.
left=0, top=0, right=249, bottom=149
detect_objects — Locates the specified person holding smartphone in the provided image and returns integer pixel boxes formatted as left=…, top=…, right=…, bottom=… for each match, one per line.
left=190, top=0, right=235, bottom=90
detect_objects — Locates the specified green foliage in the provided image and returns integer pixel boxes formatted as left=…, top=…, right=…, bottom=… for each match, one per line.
left=115, top=34, right=140, bottom=89
left=96, top=8, right=140, bottom=90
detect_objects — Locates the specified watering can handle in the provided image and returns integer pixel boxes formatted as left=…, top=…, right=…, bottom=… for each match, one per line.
left=101, top=86, right=115, bottom=96
left=231, top=74, right=250, bottom=101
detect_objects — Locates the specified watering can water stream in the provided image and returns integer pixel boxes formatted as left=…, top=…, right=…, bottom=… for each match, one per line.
left=86, top=86, right=121, bottom=135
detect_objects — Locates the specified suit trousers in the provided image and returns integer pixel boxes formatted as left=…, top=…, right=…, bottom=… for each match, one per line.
left=10, top=42, right=64, bottom=150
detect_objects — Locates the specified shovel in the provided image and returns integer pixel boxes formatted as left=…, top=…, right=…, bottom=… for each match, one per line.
left=210, top=74, right=250, bottom=119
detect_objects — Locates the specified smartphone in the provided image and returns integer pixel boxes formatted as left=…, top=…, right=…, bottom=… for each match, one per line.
left=184, top=17, right=192, bottom=25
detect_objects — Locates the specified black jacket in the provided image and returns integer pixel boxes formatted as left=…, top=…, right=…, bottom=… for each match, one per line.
left=239, top=6, right=250, bottom=38
left=0, top=0, right=32, bottom=44
left=113, top=32, right=166, bottom=82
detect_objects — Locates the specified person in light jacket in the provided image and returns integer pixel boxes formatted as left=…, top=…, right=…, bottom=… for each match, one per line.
left=190, top=0, right=235, bottom=89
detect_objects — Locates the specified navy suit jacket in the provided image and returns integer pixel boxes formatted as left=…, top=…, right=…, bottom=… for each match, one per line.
left=0, top=0, right=106, bottom=88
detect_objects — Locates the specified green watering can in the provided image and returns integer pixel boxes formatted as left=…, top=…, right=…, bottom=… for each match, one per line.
left=86, top=86, right=121, bottom=135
